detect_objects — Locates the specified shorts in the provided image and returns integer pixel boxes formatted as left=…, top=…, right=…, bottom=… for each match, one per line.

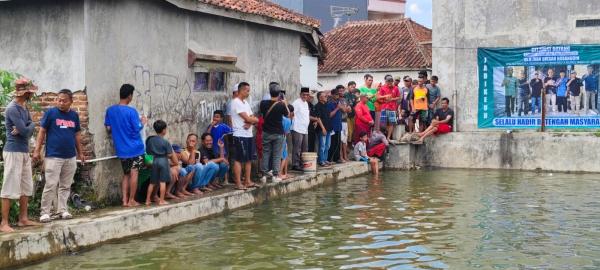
left=120, top=155, right=144, bottom=175
left=435, top=123, right=452, bottom=134
left=1, top=152, right=33, bottom=199
left=150, top=157, right=171, bottom=184
left=412, top=110, right=429, bottom=123
left=379, top=109, right=397, bottom=125
left=341, top=122, right=348, bottom=143
left=233, top=136, right=257, bottom=162
left=358, top=156, right=370, bottom=163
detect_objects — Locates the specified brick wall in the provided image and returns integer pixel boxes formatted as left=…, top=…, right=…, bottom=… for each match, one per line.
left=29, top=91, right=95, bottom=182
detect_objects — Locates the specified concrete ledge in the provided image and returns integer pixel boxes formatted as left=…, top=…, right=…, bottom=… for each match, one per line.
left=383, top=131, right=600, bottom=172
left=0, top=162, right=369, bottom=269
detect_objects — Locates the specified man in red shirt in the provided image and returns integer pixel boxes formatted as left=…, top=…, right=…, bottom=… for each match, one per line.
left=377, top=75, right=401, bottom=140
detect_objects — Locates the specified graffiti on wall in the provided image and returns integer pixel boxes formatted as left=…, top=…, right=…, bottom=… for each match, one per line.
left=131, top=65, right=226, bottom=125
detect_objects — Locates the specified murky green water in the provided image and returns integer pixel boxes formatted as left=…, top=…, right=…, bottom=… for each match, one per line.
left=25, top=170, right=600, bottom=269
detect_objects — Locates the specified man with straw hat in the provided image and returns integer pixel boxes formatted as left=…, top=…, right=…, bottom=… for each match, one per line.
left=1, top=77, right=38, bottom=232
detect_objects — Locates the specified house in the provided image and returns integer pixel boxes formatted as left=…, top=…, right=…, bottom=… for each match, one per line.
left=318, top=19, right=431, bottom=90
left=0, top=0, right=324, bottom=202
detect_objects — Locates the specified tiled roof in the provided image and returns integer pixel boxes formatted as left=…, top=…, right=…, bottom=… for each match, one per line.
left=199, top=0, right=320, bottom=28
left=319, top=19, right=432, bottom=73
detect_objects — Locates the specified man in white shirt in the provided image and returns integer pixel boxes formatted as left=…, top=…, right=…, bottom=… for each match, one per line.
left=290, top=87, right=313, bottom=171
left=230, top=82, right=259, bottom=190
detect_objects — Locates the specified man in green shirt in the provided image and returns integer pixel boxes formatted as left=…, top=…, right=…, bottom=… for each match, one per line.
left=502, top=68, right=518, bottom=117
left=359, top=74, right=378, bottom=123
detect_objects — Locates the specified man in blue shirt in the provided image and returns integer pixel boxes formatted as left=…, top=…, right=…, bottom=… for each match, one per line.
left=327, top=86, right=345, bottom=163
left=1, top=78, right=38, bottom=233
left=583, top=65, right=599, bottom=113
left=104, top=84, right=147, bottom=207
left=34, top=89, right=85, bottom=222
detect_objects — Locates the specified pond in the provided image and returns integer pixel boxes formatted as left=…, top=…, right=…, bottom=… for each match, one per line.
left=24, top=169, right=600, bottom=269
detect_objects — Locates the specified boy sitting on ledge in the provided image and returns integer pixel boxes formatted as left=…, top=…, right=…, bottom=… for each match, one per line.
left=354, top=132, right=379, bottom=176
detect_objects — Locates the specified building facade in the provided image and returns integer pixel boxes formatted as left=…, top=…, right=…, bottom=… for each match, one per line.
left=0, top=0, right=323, bottom=202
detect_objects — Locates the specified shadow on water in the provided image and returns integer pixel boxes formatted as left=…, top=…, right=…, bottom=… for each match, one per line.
left=21, top=169, right=600, bottom=270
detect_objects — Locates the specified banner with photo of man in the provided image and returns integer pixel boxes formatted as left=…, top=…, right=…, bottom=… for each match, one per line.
left=478, top=44, right=600, bottom=129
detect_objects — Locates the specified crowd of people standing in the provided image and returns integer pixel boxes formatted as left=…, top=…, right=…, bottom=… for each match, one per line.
left=0, top=70, right=453, bottom=231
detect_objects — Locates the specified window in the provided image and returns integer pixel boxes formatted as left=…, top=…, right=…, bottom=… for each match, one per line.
left=576, top=19, right=600, bottom=28
left=194, top=72, right=226, bottom=92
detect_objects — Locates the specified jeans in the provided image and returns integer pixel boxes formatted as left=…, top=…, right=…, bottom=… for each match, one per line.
left=261, top=131, right=284, bottom=176
left=328, top=131, right=341, bottom=162
left=291, top=130, right=308, bottom=168
left=518, top=96, right=529, bottom=116
left=557, top=96, right=568, bottom=112
left=189, top=162, right=219, bottom=190
left=505, top=95, right=515, bottom=117
left=585, top=91, right=597, bottom=111
left=530, top=96, right=541, bottom=114
left=317, top=131, right=331, bottom=164
left=216, top=162, right=228, bottom=179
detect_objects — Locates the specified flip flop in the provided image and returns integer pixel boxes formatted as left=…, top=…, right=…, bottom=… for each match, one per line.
left=245, top=183, right=261, bottom=189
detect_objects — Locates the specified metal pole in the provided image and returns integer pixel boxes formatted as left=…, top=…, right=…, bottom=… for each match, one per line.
left=541, top=88, right=546, bottom=132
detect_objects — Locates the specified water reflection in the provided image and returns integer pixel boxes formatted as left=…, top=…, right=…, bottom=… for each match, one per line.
left=23, top=169, right=600, bottom=270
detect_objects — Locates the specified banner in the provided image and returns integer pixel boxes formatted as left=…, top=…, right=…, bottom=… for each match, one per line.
left=478, top=44, right=600, bottom=129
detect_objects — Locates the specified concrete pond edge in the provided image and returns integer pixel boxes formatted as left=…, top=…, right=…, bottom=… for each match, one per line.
left=0, top=162, right=370, bottom=269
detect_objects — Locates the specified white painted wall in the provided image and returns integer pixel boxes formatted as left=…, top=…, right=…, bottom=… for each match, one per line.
left=300, top=55, right=318, bottom=89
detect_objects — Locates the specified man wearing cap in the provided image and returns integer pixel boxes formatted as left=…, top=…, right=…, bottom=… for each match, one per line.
left=327, top=86, right=347, bottom=163
left=377, top=75, right=401, bottom=140
left=291, top=87, right=312, bottom=171
left=394, top=76, right=401, bottom=88
left=399, top=76, right=413, bottom=132
left=1, top=78, right=38, bottom=232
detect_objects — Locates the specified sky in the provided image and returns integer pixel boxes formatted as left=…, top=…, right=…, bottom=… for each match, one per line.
left=405, top=0, right=432, bottom=28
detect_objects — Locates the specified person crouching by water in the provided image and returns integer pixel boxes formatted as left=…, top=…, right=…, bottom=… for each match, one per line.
left=145, top=120, right=178, bottom=206
left=353, top=132, right=379, bottom=176
left=415, top=97, right=454, bottom=143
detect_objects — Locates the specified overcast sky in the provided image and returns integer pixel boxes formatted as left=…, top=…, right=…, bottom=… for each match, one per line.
left=405, top=0, right=432, bottom=28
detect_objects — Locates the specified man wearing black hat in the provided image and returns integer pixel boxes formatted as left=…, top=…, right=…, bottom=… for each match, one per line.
left=291, top=87, right=312, bottom=171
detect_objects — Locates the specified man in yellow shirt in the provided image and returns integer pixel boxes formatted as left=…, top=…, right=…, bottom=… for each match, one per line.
left=410, top=74, right=430, bottom=132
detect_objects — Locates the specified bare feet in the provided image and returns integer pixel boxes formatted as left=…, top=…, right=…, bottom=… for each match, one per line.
left=158, top=201, right=169, bottom=206
left=182, top=190, right=194, bottom=196
left=280, top=174, right=288, bottom=180
left=152, top=196, right=160, bottom=203
left=17, top=219, right=40, bottom=227
left=0, top=223, right=14, bottom=233
left=176, top=192, right=187, bottom=198
left=192, top=189, right=203, bottom=195
left=128, top=200, right=141, bottom=207
left=165, top=193, right=178, bottom=200
left=122, top=200, right=129, bottom=207
left=145, top=201, right=152, bottom=206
